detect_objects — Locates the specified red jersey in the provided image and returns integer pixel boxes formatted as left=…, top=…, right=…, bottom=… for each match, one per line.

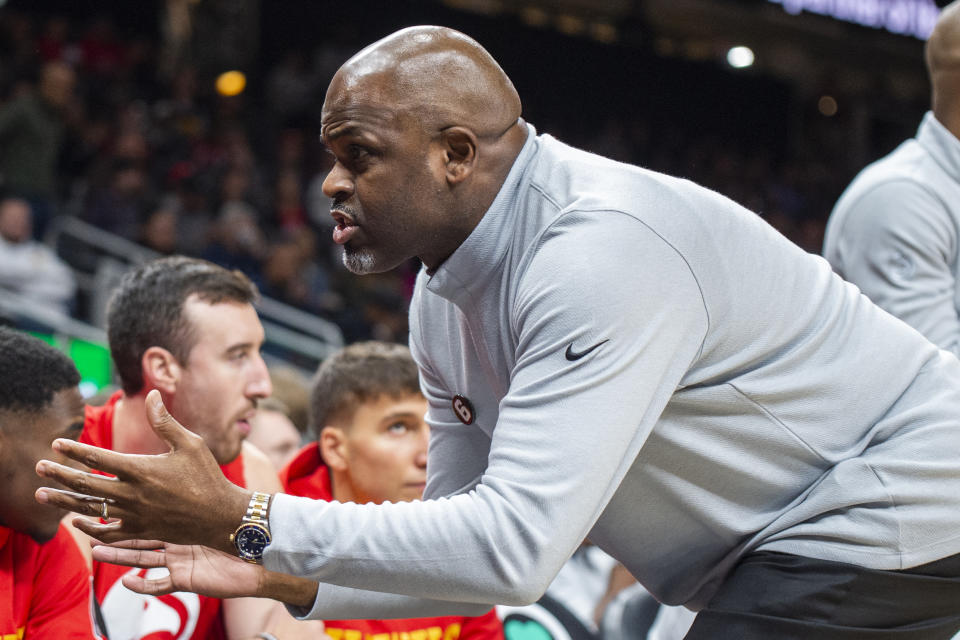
left=0, top=523, right=101, bottom=639
left=82, top=392, right=246, bottom=640
left=280, top=443, right=504, bottom=640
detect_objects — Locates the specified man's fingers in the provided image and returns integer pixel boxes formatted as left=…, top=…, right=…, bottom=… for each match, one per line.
left=69, top=516, right=131, bottom=543
left=145, top=389, right=200, bottom=451
left=121, top=572, right=176, bottom=596
left=36, top=460, right=122, bottom=499
left=92, top=539, right=168, bottom=550
left=92, top=544, right=167, bottom=568
left=44, top=438, right=135, bottom=479
left=35, top=485, right=120, bottom=518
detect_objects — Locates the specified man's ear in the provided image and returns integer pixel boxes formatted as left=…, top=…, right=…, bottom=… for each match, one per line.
left=319, top=426, right=349, bottom=472
left=441, top=126, right=478, bottom=184
left=142, top=346, right=181, bottom=394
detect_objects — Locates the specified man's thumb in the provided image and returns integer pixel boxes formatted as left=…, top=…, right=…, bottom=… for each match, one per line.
left=145, top=389, right=188, bottom=449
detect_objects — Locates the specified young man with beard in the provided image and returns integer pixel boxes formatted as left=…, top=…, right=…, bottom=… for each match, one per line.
left=0, top=327, right=102, bottom=638
left=281, top=341, right=503, bottom=640
left=78, top=256, right=323, bottom=639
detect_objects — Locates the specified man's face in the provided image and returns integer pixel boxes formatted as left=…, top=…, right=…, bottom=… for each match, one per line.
left=39, top=63, right=75, bottom=110
left=320, top=73, right=449, bottom=274
left=0, top=200, right=32, bottom=244
left=336, top=393, right=429, bottom=504
left=166, top=298, right=272, bottom=465
left=0, top=387, right=84, bottom=542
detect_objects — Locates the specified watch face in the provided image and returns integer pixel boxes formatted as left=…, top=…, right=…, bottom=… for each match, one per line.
left=235, top=524, right=271, bottom=559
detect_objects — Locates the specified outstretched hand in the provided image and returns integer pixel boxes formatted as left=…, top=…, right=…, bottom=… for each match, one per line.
left=35, top=390, right=250, bottom=553
left=94, top=539, right=266, bottom=599
left=93, top=539, right=320, bottom=609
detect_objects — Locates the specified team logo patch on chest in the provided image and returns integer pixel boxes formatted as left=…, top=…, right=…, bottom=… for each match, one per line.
left=452, top=394, right=475, bottom=425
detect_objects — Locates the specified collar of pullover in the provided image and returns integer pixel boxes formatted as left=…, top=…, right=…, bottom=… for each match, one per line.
left=918, top=111, right=960, bottom=183
left=424, top=122, right=539, bottom=306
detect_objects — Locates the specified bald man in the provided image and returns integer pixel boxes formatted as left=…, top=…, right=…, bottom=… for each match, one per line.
left=825, top=2, right=960, bottom=354
left=39, top=26, right=960, bottom=638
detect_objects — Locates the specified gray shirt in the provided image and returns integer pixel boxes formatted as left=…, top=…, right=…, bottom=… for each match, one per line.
left=265, top=124, right=960, bottom=619
left=824, top=111, right=960, bottom=355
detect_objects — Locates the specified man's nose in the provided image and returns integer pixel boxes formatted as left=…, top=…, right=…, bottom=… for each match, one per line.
left=322, top=162, right=354, bottom=201
left=247, top=353, right=273, bottom=399
left=415, top=427, right=429, bottom=468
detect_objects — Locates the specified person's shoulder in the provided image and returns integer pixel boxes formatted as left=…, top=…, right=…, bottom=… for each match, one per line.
left=842, top=139, right=943, bottom=201
left=834, top=168, right=952, bottom=230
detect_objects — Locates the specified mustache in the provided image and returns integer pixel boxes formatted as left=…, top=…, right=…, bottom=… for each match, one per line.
left=332, top=199, right=358, bottom=217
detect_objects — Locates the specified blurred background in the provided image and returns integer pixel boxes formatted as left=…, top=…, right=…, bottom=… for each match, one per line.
left=0, top=0, right=945, bottom=393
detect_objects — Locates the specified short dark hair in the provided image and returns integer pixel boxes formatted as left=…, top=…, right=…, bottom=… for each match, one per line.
left=0, top=327, right=80, bottom=415
left=107, top=256, right=259, bottom=394
left=310, top=341, right=421, bottom=431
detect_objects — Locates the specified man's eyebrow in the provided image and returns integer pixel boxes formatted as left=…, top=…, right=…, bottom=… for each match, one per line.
left=226, top=341, right=257, bottom=354
left=324, top=125, right=360, bottom=142
left=383, top=411, right=421, bottom=422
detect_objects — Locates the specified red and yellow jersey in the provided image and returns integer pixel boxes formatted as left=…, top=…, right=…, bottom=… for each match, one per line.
left=82, top=392, right=246, bottom=640
left=280, top=443, right=505, bottom=640
left=0, top=523, right=100, bottom=639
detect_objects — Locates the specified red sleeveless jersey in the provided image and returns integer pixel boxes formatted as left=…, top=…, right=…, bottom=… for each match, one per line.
left=82, top=392, right=246, bottom=640
left=280, top=443, right=505, bottom=640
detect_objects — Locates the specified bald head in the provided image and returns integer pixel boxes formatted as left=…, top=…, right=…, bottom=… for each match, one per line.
left=319, top=27, right=530, bottom=274
left=327, top=26, right=521, bottom=137
left=927, top=1, right=960, bottom=134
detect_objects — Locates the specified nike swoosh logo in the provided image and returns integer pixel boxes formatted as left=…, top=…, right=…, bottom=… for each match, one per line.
left=565, top=339, right=609, bottom=361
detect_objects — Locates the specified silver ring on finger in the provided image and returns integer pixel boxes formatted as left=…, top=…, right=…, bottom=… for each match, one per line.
left=99, top=500, right=109, bottom=520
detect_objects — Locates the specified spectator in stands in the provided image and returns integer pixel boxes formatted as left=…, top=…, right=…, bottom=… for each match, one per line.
left=0, top=196, right=77, bottom=315
left=0, top=326, right=102, bottom=638
left=203, top=201, right=267, bottom=284
left=261, top=232, right=337, bottom=315
left=248, top=396, right=304, bottom=471
left=0, top=60, right=76, bottom=238
left=281, top=341, right=503, bottom=639
left=139, top=204, right=179, bottom=255
left=76, top=255, right=323, bottom=639
left=168, top=173, right=215, bottom=256
left=273, top=169, right=309, bottom=232
left=81, top=158, right=149, bottom=241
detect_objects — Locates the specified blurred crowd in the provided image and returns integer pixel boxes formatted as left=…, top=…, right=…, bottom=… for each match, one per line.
left=0, top=8, right=867, bottom=343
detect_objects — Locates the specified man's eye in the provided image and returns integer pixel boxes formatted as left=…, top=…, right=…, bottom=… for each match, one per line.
left=62, top=424, right=83, bottom=441
left=387, top=422, right=408, bottom=434
left=349, top=145, right=372, bottom=161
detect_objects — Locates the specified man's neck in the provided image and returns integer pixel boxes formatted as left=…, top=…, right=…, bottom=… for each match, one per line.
left=112, top=392, right=170, bottom=455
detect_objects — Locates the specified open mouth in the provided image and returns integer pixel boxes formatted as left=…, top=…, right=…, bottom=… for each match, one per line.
left=331, top=209, right=358, bottom=245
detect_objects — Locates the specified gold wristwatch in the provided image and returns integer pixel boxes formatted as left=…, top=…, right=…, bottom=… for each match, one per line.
left=230, top=491, right=272, bottom=564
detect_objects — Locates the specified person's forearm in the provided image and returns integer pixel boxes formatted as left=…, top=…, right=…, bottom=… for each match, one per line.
left=258, top=570, right=320, bottom=609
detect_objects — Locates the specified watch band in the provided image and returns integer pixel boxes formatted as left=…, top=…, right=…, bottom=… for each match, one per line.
left=243, top=491, right=271, bottom=527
